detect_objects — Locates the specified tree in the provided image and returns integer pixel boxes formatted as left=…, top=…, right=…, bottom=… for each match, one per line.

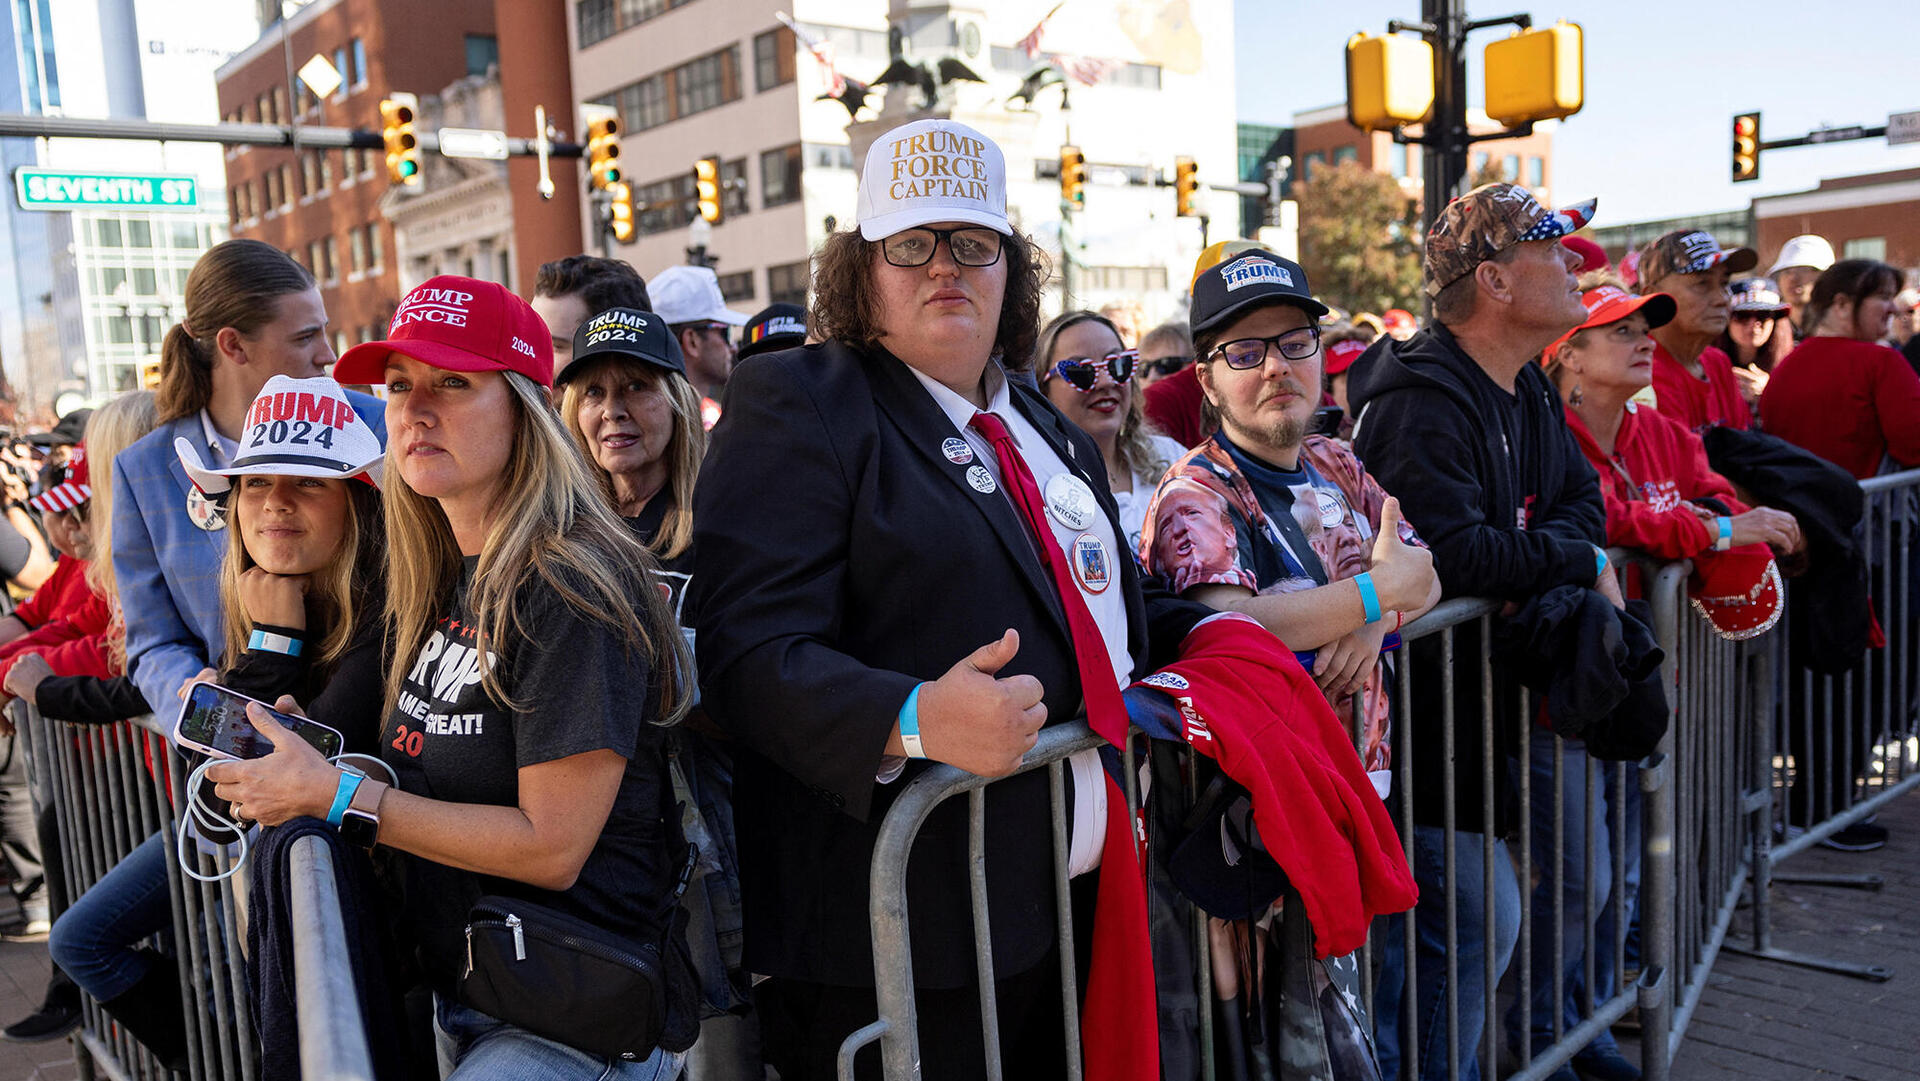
left=1294, top=161, right=1422, bottom=316
left=1468, top=156, right=1511, bottom=189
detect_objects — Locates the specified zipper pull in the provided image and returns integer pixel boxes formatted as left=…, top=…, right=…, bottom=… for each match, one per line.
left=464, top=925, right=475, bottom=977
left=507, top=913, right=525, bottom=961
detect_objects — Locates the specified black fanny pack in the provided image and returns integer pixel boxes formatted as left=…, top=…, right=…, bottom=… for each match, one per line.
left=459, top=846, right=698, bottom=1061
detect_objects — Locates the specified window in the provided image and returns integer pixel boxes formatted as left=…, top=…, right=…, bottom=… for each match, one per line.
left=1302, top=151, right=1325, bottom=181
left=1106, top=62, right=1162, bottom=90
left=1081, top=265, right=1169, bottom=293
left=262, top=170, right=279, bottom=210
left=333, top=330, right=348, bottom=357
left=636, top=173, right=695, bottom=235
left=365, top=224, right=384, bottom=271
left=360, top=147, right=375, bottom=178
left=767, top=260, right=809, bottom=306
left=127, top=219, right=152, bottom=248
left=349, top=228, right=366, bottom=275
left=674, top=48, right=732, bottom=118
left=1473, top=151, right=1489, bottom=174
left=1501, top=154, right=1519, bottom=180
left=133, top=267, right=157, bottom=295
left=308, top=241, right=324, bottom=279
left=717, top=270, right=753, bottom=303
left=1526, top=156, right=1544, bottom=188
left=172, top=220, right=197, bottom=248
left=1842, top=236, right=1887, bottom=261
left=497, top=245, right=512, bottom=289
left=579, top=0, right=695, bottom=48
left=99, top=266, right=127, bottom=293
left=598, top=45, right=740, bottom=134
left=272, top=87, right=287, bottom=125
left=760, top=144, right=802, bottom=208
left=602, top=74, right=668, bottom=135
left=1389, top=143, right=1409, bottom=178
left=1333, top=145, right=1358, bottom=165
left=319, top=151, right=334, bottom=192
left=465, top=35, right=499, bottom=77
left=806, top=142, right=854, bottom=170
left=333, top=46, right=350, bottom=97
left=351, top=39, right=366, bottom=89
left=722, top=157, right=749, bottom=217
left=302, top=151, right=320, bottom=196
left=283, top=165, right=297, bottom=208
left=754, top=27, right=795, bottom=92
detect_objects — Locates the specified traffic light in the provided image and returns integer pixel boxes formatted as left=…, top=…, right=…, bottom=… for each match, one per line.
left=1059, top=145, right=1086, bottom=208
left=1174, top=156, right=1199, bottom=218
left=1345, top=32, right=1433, bottom=131
left=1483, top=21, right=1585, bottom=126
left=582, top=104, right=622, bottom=190
left=693, top=157, right=723, bottom=224
left=608, top=182, right=634, bottom=243
left=1732, top=112, right=1761, bottom=183
left=379, top=93, right=421, bottom=186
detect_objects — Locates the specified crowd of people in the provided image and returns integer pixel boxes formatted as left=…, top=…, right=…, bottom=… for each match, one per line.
left=0, top=115, right=1911, bottom=1081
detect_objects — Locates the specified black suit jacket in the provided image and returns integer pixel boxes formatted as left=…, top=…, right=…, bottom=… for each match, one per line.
left=690, top=340, right=1206, bottom=988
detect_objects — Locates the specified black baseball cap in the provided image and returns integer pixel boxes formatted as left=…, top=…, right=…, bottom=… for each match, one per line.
left=557, top=307, right=685, bottom=386
left=1189, top=249, right=1330, bottom=337
left=736, top=303, right=807, bottom=361
left=28, top=408, right=93, bottom=447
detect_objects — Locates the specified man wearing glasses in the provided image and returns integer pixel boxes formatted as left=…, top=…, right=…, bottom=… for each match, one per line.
left=651, top=264, right=749, bottom=427
left=1141, top=248, right=1440, bottom=804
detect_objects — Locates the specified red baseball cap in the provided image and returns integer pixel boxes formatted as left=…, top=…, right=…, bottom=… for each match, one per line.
left=1325, top=338, right=1368, bottom=376
left=1544, top=285, right=1677, bottom=358
left=1381, top=308, right=1415, bottom=332
left=29, top=446, right=89, bottom=514
left=334, top=275, right=555, bottom=388
left=1561, top=235, right=1609, bottom=275
left=1691, top=550, right=1783, bottom=641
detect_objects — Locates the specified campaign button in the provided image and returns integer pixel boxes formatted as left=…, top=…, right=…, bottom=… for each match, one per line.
left=1045, top=473, right=1098, bottom=531
left=941, top=437, right=974, bottom=465
left=967, top=464, right=996, bottom=494
left=1314, top=488, right=1345, bottom=530
left=1071, top=533, right=1111, bottom=594
left=186, top=486, right=227, bottom=532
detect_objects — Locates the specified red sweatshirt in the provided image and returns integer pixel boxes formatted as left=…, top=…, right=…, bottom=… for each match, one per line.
left=9, top=557, right=90, bottom=630
left=1136, top=614, right=1418, bottom=957
left=1652, top=342, right=1750, bottom=432
left=1760, top=336, right=1920, bottom=480
left=1565, top=403, right=1747, bottom=560
left=0, top=559, right=118, bottom=686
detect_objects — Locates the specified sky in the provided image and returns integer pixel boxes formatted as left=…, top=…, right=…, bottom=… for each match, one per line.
left=1234, top=0, right=1920, bottom=225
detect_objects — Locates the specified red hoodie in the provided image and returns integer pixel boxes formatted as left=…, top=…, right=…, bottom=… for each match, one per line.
left=1565, top=403, right=1747, bottom=560
left=1136, top=614, right=1417, bottom=957
left=1651, top=342, right=1750, bottom=432
left=0, top=558, right=118, bottom=685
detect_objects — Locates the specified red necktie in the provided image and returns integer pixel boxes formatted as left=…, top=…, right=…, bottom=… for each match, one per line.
left=969, top=411, right=1157, bottom=1081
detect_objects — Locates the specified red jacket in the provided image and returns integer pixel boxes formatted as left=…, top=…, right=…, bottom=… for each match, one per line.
left=0, top=559, right=119, bottom=686
left=1760, top=336, right=1920, bottom=480
left=1652, top=342, right=1750, bottom=433
left=1137, top=614, right=1417, bottom=957
left=1143, top=364, right=1207, bottom=448
left=1566, top=403, right=1747, bottom=560
left=10, top=556, right=90, bottom=630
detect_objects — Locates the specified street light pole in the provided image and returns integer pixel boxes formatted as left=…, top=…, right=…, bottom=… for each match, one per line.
left=1418, top=0, right=1466, bottom=239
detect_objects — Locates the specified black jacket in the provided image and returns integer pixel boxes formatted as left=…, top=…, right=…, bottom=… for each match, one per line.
left=1349, top=326, right=1608, bottom=833
left=1494, top=589, right=1668, bottom=761
left=36, top=675, right=148, bottom=725
left=691, top=341, right=1209, bottom=988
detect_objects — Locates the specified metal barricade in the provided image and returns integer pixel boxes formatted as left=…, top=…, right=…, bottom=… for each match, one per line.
left=9, top=701, right=373, bottom=1081
left=1727, top=466, right=1920, bottom=982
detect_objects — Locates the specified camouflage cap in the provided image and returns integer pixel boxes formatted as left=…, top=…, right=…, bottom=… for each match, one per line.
left=1636, top=229, right=1758, bottom=287
left=1424, top=183, right=1597, bottom=297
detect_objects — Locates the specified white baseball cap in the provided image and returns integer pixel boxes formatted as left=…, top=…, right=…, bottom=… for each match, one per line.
left=649, top=265, right=749, bottom=327
left=857, top=118, right=1011, bottom=241
left=1768, top=234, right=1835, bottom=277
left=176, top=375, right=384, bottom=494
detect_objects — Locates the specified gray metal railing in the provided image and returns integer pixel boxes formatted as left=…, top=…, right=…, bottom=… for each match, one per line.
left=11, top=701, right=373, bottom=1080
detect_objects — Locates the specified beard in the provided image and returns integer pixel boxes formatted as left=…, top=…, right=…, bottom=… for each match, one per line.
left=1219, top=390, right=1308, bottom=455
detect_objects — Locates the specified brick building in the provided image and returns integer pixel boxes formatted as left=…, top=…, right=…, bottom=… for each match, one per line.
left=1753, top=167, right=1920, bottom=281
left=1288, top=104, right=1557, bottom=203
left=214, top=0, right=500, bottom=352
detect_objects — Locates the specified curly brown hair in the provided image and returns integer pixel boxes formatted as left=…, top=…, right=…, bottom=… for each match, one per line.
left=809, top=227, right=1051, bottom=371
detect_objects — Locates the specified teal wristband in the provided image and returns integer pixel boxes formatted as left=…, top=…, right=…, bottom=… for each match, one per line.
left=1594, top=545, right=1608, bottom=576
left=249, top=628, right=303, bottom=656
left=1354, top=571, right=1383, bottom=625
left=898, top=683, right=927, bottom=758
left=326, top=770, right=363, bottom=827
left=1715, top=516, right=1732, bottom=551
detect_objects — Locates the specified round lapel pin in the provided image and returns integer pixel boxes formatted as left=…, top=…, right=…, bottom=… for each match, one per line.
left=186, top=486, right=227, bottom=532
left=941, top=437, right=974, bottom=465
left=966, top=464, right=996, bottom=494
left=1071, top=533, right=1111, bottom=594
left=1044, top=473, right=1098, bottom=531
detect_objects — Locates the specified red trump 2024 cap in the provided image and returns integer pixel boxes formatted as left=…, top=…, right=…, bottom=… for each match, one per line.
left=334, top=275, right=555, bottom=388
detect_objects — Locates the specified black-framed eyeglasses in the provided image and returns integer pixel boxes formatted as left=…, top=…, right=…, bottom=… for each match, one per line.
left=1050, top=349, right=1137, bottom=392
left=691, top=322, right=733, bottom=343
left=1208, top=328, right=1321, bottom=369
left=1140, top=355, right=1190, bottom=378
left=880, top=226, right=1005, bottom=268
left=1729, top=311, right=1778, bottom=323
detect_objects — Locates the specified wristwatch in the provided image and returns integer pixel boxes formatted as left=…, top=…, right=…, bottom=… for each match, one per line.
left=339, top=778, right=387, bottom=849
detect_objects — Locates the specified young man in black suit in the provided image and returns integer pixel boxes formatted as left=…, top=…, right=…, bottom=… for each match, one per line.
left=691, top=118, right=1208, bottom=1081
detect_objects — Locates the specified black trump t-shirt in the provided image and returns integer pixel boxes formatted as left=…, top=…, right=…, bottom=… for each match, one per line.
left=382, top=556, right=678, bottom=992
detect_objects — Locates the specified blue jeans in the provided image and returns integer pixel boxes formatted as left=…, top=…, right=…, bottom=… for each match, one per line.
left=1374, top=826, right=1521, bottom=1081
left=1506, top=735, right=1642, bottom=1058
left=48, top=831, right=172, bottom=1002
left=434, top=996, right=686, bottom=1081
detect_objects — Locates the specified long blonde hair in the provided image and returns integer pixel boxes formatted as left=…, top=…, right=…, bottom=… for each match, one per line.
left=382, top=371, right=689, bottom=723
left=219, top=480, right=383, bottom=672
left=81, top=390, right=159, bottom=601
left=558, top=359, right=705, bottom=561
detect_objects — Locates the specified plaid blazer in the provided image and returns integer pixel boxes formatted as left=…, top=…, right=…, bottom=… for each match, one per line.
left=112, top=394, right=384, bottom=714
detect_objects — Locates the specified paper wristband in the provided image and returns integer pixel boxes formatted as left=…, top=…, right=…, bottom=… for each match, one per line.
left=248, top=629, right=303, bottom=657
left=898, top=683, right=928, bottom=759
left=326, top=771, right=363, bottom=827
left=1355, top=572, right=1383, bottom=625
left=1594, top=546, right=1609, bottom=576
left=1716, top=517, right=1732, bottom=551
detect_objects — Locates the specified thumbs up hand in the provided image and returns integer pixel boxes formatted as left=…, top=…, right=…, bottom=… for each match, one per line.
left=1368, top=498, right=1436, bottom=614
left=913, top=629, right=1048, bottom=777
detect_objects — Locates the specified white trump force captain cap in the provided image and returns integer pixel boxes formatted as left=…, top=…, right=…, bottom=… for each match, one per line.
left=856, top=119, right=1011, bottom=241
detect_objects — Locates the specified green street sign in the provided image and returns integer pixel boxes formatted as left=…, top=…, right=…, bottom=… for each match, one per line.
left=14, top=168, right=198, bottom=211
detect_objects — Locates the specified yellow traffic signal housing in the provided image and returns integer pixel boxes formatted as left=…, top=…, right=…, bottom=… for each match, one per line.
left=582, top=104, right=622, bottom=190
left=1483, top=21, right=1584, bottom=127
left=1731, top=112, right=1761, bottom=183
left=608, top=181, right=635, bottom=243
left=1345, top=33, right=1433, bottom=131
left=1173, top=156, right=1199, bottom=218
left=693, top=157, right=723, bottom=224
left=379, top=92, right=421, bottom=186
left=1059, top=145, right=1087, bottom=207
left=138, top=358, right=162, bottom=390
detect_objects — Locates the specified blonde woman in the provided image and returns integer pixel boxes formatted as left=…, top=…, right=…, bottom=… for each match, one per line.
left=218, top=277, right=694, bottom=1079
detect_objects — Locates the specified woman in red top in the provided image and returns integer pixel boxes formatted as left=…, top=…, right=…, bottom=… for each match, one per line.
left=1759, top=259, right=1920, bottom=480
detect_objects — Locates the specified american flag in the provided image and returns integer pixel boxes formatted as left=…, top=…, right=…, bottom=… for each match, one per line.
left=776, top=12, right=846, bottom=98
left=1018, top=2, right=1065, bottom=58
left=1057, top=54, right=1121, bottom=85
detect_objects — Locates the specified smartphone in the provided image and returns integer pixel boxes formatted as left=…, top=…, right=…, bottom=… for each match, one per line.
left=1310, top=405, right=1344, bottom=437
left=173, top=682, right=343, bottom=761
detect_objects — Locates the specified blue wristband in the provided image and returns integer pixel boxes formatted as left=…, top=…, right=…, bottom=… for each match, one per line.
left=326, top=770, right=363, bottom=827
left=1594, top=546, right=1608, bottom=576
left=249, top=628, right=303, bottom=656
left=898, top=683, right=927, bottom=758
left=1716, top=516, right=1732, bottom=551
left=1354, top=572, right=1383, bottom=625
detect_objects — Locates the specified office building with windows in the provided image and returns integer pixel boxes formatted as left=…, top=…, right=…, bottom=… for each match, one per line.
left=568, top=0, right=1239, bottom=323
left=215, top=0, right=500, bottom=353
left=1288, top=102, right=1556, bottom=204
